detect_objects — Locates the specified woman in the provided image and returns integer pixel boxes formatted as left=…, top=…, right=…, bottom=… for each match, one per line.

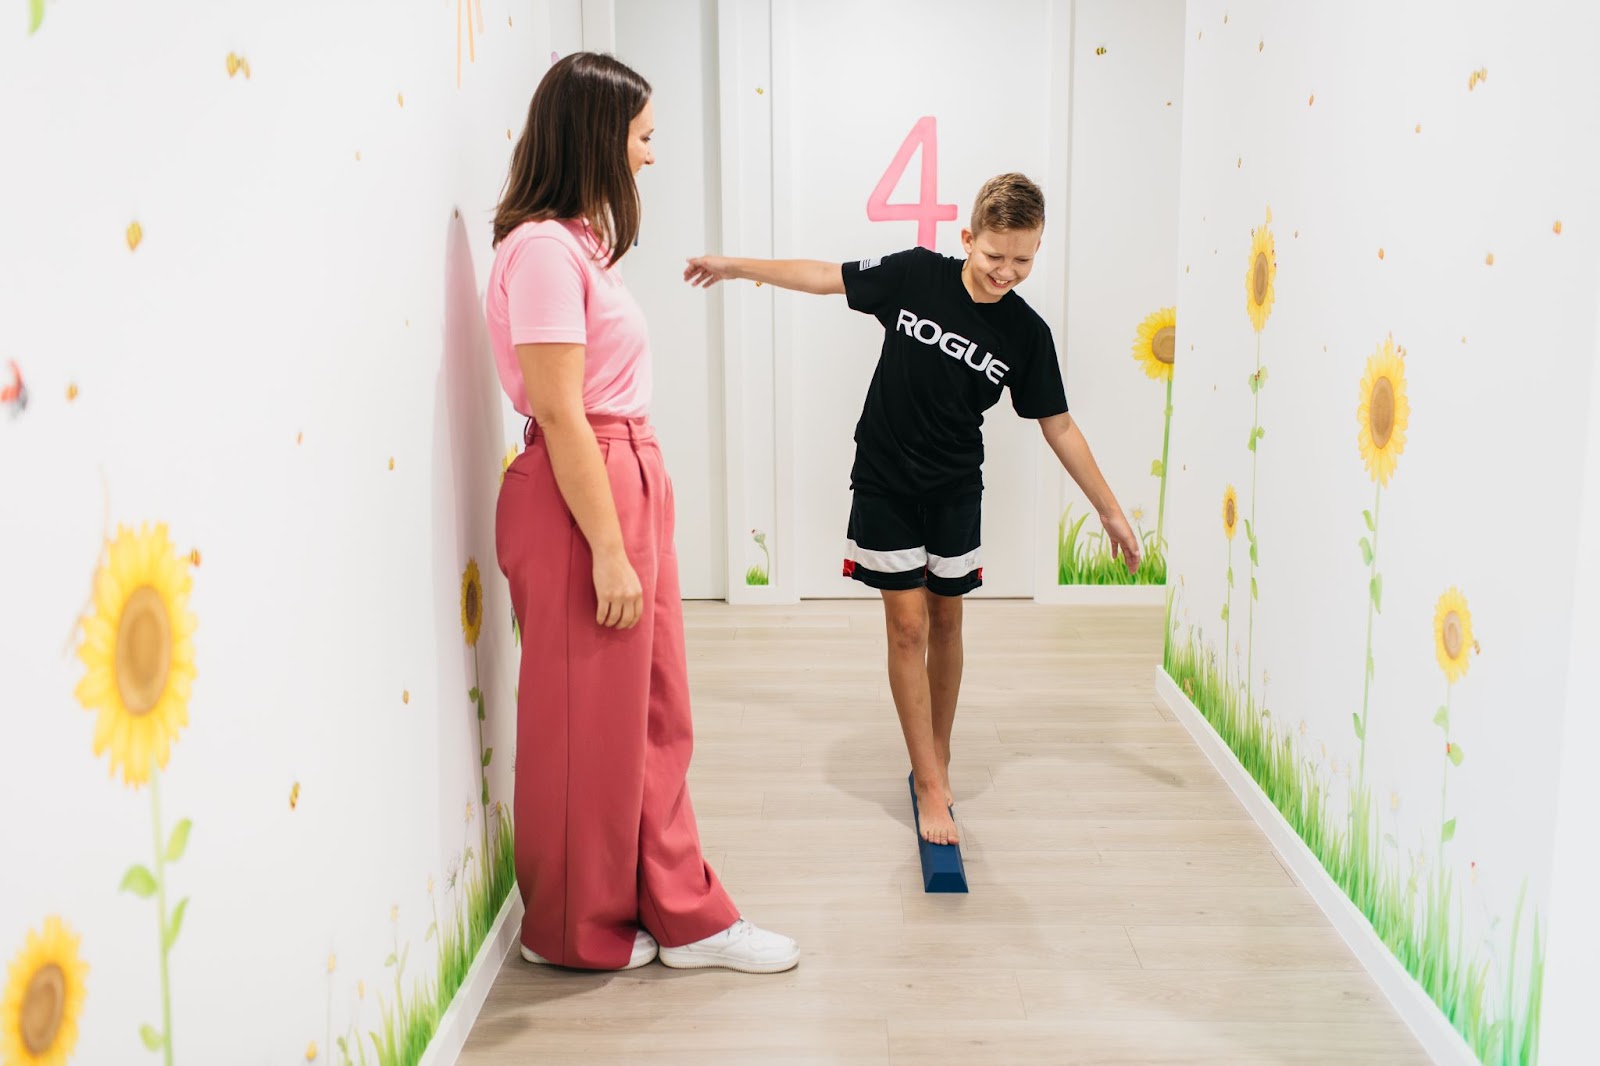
left=486, top=52, right=798, bottom=974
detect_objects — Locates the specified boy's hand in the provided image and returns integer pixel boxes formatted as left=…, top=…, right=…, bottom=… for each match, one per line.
left=1102, top=510, right=1142, bottom=574
left=684, top=256, right=737, bottom=287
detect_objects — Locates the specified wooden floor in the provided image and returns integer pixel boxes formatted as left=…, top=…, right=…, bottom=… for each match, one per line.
left=458, top=601, right=1427, bottom=1065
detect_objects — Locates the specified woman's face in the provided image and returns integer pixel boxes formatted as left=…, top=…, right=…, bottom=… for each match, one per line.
left=628, top=98, right=655, bottom=176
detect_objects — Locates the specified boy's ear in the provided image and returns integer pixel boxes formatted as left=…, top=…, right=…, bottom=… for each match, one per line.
left=960, top=227, right=975, bottom=250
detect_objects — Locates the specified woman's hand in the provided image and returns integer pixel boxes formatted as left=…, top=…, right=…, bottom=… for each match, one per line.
left=593, top=547, right=644, bottom=628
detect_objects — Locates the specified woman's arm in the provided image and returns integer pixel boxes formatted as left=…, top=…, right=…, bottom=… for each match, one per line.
left=518, top=342, right=643, bottom=629
left=683, top=256, right=844, bottom=295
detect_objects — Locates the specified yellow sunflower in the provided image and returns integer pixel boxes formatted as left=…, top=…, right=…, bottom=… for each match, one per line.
left=75, top=523, right=197, bottom=788
left=1434, top=588, right=1474, bottom=683
left=1245, top=210, right=1276, bottom=333
left=461, top=559, right=483, bottom=647
left=3, top=917, right=88, bottom=1066
left=1132, top=306, right=1177, bottom=381
left=1357, top=336, right=1411, bottom=485
left=1222, top=486, right=1239, bottom=540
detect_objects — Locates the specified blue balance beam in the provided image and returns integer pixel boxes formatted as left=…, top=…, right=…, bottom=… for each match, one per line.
left=908, top=772, right=969, bottom=893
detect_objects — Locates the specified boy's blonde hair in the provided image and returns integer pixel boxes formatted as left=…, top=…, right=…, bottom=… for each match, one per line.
left=970, top=173, right=1045, bottom=236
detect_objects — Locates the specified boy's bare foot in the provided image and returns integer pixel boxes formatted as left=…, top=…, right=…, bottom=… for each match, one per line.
left=914, top=779, right=960, bottom=845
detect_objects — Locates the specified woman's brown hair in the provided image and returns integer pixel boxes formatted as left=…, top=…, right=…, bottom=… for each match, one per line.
left=492, top=52, right=651, bottom=265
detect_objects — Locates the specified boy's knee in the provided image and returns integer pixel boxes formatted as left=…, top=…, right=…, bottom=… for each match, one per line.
left=887, top=611, right=929, bottom=652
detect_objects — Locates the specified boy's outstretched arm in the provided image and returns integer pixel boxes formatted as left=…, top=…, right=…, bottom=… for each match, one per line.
left=684, top=255, right=844, bottom=295
left=1038, top=412, right=1142, bottom=574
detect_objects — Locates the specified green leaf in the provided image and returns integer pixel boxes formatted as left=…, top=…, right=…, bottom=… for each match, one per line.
left=482, top=747, right=493, bottom=767
left=398, top=944, right=410, bottom=978
left=1359, top=537, right=1373, bottom=565
left=1249, top=542, right=1259, bottom=565
left=1448, top=743, right=1465, bottom=767
left=1363, top=509, right=1375, bottom=532
left=140, top=1024, right=165, bottom=1051
left=28, top=0, right=44, bottom=34
left=1251, top=576, right=1259, bottom=600
left=481, top=781, right=490, bottom=806
left=1352, top=713, right=1365, bottom=740
left=477, top=694, right=487, bottom=721
left=1258, top=366, right=1269, bottom=388
left=1227, top=567, right=1234, bottom=585
left=1243, top=519, right=1254, bottom=541
left=1256, top=426, right=1266, bottom=441
left=1150, top=459, right=1164, bottom=476
left=120, top=865, right=159, bottom=899
left=426, top=922, right=438, bottom=942
left=1434, top=705, right=1450, bottom=729
left=1367, top=653, right=1376, bottom=680
left=468, top=687, right=481, bottom=703
left=1247, top=429, right=1257, bottom=452
left=385, top=952, right=398, bottom=967
left=165, top=897, right=189, bottom=951
left=1220, top=603, right=1230, bottom=622
left=338, top=1037, right=349, bottom=1055
left=166, top=819, right=193, bottom=863
left=1442, top=818, right=1457, bottom=842
left=1248, top=372, right=1260, bottom=394
left=1370, top=573, right=1383, bottom=612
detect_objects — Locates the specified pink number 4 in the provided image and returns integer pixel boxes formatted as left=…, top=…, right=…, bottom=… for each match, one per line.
left=866, top=116, right=958, bottom=251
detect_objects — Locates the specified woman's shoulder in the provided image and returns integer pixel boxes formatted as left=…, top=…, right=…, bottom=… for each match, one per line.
left=502, top=217, right=591, bottom=250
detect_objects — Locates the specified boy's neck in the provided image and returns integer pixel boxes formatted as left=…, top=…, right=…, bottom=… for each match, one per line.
left=959, top=258, right=1004, bottom=305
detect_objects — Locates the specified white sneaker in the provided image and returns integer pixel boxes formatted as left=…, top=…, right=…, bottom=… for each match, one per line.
left=657, top=919, right=800, bottom=974
left=520, top=929, right=658, bottom=970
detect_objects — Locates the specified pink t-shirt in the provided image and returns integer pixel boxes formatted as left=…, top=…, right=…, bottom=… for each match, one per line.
left=485, top=219, right=651, bottom=418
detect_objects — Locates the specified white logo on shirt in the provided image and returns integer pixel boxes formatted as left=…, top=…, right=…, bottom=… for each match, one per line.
left=894, top=309, right=1011, bottom=385
left=860, top=257, right=882, bottom=270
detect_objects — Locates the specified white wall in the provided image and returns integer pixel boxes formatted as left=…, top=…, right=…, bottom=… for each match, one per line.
left=1162, top=0, right=1599, bottom=1058
left=616, top=0, right=727, bottom=600
left=0, top=1, right=558, bottom=1060
left=1044, top=0, right=1185, bottom=599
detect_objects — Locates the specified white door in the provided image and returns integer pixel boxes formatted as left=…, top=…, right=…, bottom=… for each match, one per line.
left=774, top=0, right=1061, bottom=598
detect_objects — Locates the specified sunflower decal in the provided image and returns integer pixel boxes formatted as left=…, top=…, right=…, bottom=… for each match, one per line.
left=1245, top=211, right=1277, bottom=333
left=1222, top=486, right=1239, bottom=540
left=1132, top=306, right=1176, bottom=381
left=3, top=917, right=88, bottom=1066
left=461, top=559, right=484, bottom=648
left=74, top=523, right=197, bottom=788
left=1358, top=336, right=1410, bottom=486
left=1434, top=588, right=1474, bottom=683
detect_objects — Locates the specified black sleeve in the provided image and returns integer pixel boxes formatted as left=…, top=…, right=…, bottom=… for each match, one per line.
left=840, top=248, right=921, bottom=316
left=1010, top=319, right=1070, bottom=419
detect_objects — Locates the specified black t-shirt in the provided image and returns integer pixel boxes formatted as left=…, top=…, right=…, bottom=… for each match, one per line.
left=839, top=246, right=1069, bottom=499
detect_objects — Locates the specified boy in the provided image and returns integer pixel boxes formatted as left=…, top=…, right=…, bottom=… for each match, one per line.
left=684, top=173, right=1140, bottom=845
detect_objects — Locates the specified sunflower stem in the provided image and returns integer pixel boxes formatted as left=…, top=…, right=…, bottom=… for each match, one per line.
left=150, top=769, right=174, bottom=1066
left=1440, top=680, right=1453, bottom=876
left=1156, top=377, right=1173, bottom=550
left=1357, top=483, right=1382, bottom=783
left=1247, top=333, right=1261, bottom=711
left=473, top=645, right=490, bottom=868
left=1224, top=536, right=1233, bottom=690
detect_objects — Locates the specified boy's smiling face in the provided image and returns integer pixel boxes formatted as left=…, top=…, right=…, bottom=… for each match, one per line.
left=960, top=225, right=1042, bottom=302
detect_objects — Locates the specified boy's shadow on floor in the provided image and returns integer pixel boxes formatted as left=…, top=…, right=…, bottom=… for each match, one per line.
left=820, top=726, right=1000, bottom=833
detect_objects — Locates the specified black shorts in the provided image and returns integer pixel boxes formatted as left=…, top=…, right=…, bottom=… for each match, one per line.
left=842, top=492, right=983, bottom=597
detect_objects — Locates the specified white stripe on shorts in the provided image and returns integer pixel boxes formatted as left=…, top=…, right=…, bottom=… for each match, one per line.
left=846, top=540, right=927, bottom=574
left=927, top=547, right=981, bottom=579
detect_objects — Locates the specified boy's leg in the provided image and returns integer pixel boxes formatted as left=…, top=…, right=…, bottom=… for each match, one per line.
left=924, top=589, right=963, bottom=803
left=922, top=492, right=983, bottom=805
left=844, top=493, right=959, bottom=845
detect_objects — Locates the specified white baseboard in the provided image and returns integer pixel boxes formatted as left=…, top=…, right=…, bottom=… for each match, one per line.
left=1033, top=584, right=1167, bottom=606
left=1153, top=667, right=1477, bottom=1066
left=418, top=889, right=524, bottom=1066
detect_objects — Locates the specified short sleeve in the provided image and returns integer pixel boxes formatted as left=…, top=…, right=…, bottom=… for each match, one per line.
left=1010, top=321, right=1070, bottom=419
left=841, top=248, right=920, bottom=316
left=506, top=235, right=588, bottom=346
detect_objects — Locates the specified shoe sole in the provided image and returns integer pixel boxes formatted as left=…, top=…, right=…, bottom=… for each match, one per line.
left=520, top=943, right=658, bottom=970
left=657, top=949, right=800, bottom=974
